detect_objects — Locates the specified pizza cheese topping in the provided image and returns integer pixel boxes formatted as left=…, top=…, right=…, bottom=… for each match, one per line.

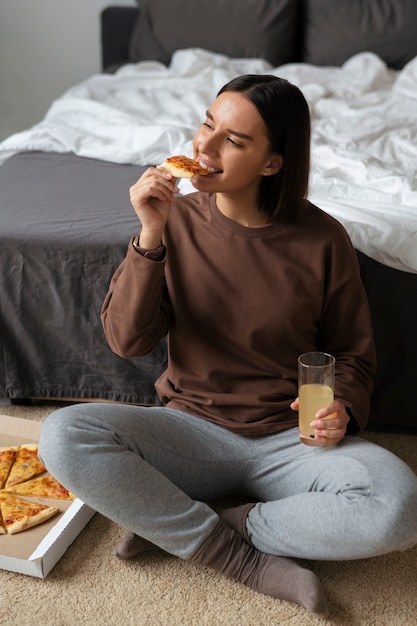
left=157, top=155, right=214, bottom=178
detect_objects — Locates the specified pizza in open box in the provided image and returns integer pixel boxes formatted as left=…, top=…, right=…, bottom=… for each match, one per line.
left=0, top=443, right=75, bottom=534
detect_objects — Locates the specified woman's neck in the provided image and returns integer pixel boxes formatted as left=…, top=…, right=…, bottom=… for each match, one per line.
left=216, top=193, right=269, bottom=228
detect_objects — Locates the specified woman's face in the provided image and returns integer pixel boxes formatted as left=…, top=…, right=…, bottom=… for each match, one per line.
left=191, top=91, right=281, bottom=197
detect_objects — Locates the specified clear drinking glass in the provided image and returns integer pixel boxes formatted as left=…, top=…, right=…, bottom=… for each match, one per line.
left=298, top=351, right=335, bottom=446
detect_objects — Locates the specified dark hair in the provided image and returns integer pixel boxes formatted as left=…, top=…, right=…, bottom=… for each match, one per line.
left=218, top=75, right=311, bottom=222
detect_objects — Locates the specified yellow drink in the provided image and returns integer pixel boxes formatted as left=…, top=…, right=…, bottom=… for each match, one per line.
left=299, top=383, right=334, bottom=445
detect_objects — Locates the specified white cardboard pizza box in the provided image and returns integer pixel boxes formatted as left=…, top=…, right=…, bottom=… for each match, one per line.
left=0, top=414, right=95, bottom=578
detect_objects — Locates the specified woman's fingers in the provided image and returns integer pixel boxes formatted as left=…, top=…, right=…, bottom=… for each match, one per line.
left=311, top=401, right=350, bottom=445
left=130, top=168, right=179, bottom=208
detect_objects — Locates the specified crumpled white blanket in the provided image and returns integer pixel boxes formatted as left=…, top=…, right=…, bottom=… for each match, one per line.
left=1, top=49, right=416, bottom=273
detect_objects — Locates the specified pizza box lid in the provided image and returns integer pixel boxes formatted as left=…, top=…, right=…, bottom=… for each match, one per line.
left=0, top=414, right=95, bottom=578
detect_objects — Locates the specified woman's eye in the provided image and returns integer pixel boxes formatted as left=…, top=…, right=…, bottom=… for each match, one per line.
left=227, top=137, right=243, bottom=148
left=203, top=122, right=213, bottom=130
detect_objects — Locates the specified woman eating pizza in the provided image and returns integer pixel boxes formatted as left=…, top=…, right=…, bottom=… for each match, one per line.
left=39, top=75, right=417, bottom=618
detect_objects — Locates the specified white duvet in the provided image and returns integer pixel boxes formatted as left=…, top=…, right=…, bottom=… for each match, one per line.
left=1, top=49, right=416, bottom=273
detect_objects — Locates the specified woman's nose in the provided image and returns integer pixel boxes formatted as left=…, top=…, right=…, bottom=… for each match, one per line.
left=197, top=131, right=218, bottom=155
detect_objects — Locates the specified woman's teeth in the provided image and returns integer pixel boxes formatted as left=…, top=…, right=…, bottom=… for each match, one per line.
left=198, top=160, right=222, bottom=173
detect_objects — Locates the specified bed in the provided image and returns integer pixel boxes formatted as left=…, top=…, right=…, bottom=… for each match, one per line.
left=1, top=0, right=416, bottom=432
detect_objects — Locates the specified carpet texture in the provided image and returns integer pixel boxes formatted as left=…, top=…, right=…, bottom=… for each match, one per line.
left=1, top=402, right=416, bottom=626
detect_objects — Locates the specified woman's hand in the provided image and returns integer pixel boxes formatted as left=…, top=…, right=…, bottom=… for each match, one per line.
left=290, top=398, right=350, bottom=446
left=129, top=167, right=179, bottom=249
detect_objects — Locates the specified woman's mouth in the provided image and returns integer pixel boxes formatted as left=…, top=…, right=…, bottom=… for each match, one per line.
left=197, top=159, right=223, bottom=174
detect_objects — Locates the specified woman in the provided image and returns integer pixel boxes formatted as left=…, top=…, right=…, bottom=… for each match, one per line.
left=39, top=75, right=417, bottom=618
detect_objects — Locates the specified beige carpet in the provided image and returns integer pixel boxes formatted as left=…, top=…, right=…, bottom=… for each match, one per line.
left=1, top=402, right=416, bottom=626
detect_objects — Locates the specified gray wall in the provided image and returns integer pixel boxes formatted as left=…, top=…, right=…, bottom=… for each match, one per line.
left=0, top=0, right=136, bottom=140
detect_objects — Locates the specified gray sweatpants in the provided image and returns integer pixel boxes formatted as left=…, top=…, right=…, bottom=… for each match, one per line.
left=39, top=403, right=417, bottom=561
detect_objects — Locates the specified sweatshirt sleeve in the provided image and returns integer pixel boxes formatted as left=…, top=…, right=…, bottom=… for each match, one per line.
left=101, top=242, right=172, bottom=358
left=319, top=234, right=376, bottom=432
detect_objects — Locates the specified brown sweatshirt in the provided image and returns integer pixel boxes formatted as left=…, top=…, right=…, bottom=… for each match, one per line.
left=101, top=192, right=376, bottom=436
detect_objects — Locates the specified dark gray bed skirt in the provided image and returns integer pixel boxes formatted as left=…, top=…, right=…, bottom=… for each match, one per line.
left=0, top=151, right=165, bottom=405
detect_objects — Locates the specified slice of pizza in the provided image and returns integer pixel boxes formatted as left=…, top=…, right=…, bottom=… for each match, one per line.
left=5, top=473, right=75, bottom=499
left=157, top=155, right=212, bottom=178
left=5, top=443, right=46, bottom=487
left=0, top=446, right=19, bottom=489
left=0, top=491, right=60, bottom=535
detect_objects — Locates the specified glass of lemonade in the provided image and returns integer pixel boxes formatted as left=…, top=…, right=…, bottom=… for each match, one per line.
left=298, top=352, right=335, bottom=446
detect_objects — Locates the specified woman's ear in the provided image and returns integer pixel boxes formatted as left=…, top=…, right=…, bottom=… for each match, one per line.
left=263, top=154, right=283, bottom=176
